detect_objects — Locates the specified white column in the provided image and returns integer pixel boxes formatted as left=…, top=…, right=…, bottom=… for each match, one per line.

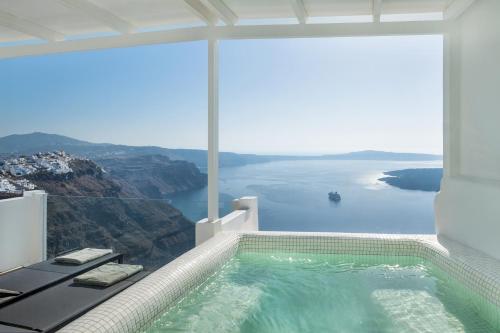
left=208, top=39, right=219, bottom=221
left=443, top=32, right=451, bottom=177
left=443, top=24, right=461, bottom=178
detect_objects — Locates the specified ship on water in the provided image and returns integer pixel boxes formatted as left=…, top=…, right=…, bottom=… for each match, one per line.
left=328, top=191, right=341, bottom=202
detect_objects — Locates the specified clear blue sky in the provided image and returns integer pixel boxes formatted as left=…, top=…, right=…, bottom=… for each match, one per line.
left=0, top=35, right=443, bottom=155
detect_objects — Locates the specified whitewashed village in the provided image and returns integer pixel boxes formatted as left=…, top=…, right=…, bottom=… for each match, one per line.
left=0, top=151, right=73, bottom=197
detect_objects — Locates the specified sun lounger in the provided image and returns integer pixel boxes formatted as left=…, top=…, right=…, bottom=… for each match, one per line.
left=0, top=269, right=66, bottom=307
left=74, top=263, right=143, bottom=287
left=0, top=271, right=148, bottom=333
left=0, top=251, right=123, bottom=308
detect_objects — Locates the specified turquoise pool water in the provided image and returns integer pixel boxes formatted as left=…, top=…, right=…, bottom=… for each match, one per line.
left=143, top=253, right=498, bottom=333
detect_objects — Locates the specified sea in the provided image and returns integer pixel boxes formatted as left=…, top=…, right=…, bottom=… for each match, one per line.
left=169, top=160, right=443, bottom=235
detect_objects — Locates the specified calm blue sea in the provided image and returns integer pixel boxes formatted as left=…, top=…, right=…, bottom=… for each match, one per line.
left=170, top=160, right=443, bottom=234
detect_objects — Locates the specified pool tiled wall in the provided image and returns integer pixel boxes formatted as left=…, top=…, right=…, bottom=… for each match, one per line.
left=59, top=232, right=500, bottom=333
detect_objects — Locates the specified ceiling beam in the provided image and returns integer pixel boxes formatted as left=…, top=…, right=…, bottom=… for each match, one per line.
left=184, top=0, right=218, bottom=26
left=372, top=0, right=382, bottom=23
left=0, top=26, right=207, bottom=59
left=215, top=20, right=447, bottom=40
left=0, top=21, right=447, bottom=60
left=290, top=0, right=308, bottom=24
left=206, top=0, right=238, bottom=26
left=444, top=0, right=475, bottom=20
left=59, top=0, right=135, bottom=34
left=0, top=10, right=64, bottom=42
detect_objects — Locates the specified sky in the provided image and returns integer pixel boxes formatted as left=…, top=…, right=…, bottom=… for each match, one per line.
left=0, top=35, right=443, bottom=155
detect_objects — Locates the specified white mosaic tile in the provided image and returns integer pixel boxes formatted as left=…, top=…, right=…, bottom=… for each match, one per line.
left=58, top=232, right=239, bottom=333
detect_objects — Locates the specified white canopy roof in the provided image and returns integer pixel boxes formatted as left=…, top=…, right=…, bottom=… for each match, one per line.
left=0, top=0, right=474, bottom=58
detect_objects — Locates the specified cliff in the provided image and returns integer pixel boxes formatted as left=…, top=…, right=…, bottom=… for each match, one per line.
left=96, top=155, right=207, bottom=199
left=30, top=158, right=196, bottom=269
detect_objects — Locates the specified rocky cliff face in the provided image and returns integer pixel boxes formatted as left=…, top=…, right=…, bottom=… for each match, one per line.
left=30, top=158, right=200, bottom=269
left=30, top=159, right=121, bottom=197
left=46, top=196, right=194, bottom=268
left=96, top=155, right=207, bottom=199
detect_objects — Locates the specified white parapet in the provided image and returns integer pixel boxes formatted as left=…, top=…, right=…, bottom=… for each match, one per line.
left=435, top=176, right=500, bottom=261
left=195, top=196, right=258, bottom=246
left=435, top=0, right=500, bottom=261
left=0, top=190, right=47, bottom=272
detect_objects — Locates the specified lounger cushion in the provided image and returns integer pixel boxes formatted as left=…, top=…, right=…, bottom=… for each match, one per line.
left=0, top=269, right=66, bottom=307
left=74, top=263, right=143, bottom=287
left=55, top=248, right=113, bottom=265
left=0, top=272, right=148, bottom=333
left=0, top=253, right=123, bottom=308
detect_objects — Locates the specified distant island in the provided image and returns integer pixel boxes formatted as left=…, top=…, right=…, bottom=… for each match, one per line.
left=379, top=168, right=443, bottom=192
left=0, top=132, right=443, bottom=168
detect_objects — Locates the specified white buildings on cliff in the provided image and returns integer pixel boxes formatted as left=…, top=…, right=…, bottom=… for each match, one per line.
left=0, top=151, right=73, bottom=195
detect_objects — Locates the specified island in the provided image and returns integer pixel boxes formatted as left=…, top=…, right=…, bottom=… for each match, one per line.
left=378, top=168, right=443, bottom=192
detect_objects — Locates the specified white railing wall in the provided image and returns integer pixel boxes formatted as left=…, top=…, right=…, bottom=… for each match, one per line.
left=196, top=196, right=258, bottom=246
left=0, top=190, right=47, bottom=272
left=436, top=0, right=500, bottom=260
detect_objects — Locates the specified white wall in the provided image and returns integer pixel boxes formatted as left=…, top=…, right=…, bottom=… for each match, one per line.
left=436, top=0, right=500, bottom=259
left=0, top=191, right=47, bottom=272
left=196, top=196, right=258, bottom=245
left=458, top=0, right=500, bottom=180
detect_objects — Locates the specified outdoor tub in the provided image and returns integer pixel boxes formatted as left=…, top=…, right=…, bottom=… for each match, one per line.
left=60, top=232, right=500, bottom=333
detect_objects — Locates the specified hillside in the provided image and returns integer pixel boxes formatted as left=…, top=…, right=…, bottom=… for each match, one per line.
left=28, top=158, right=196, bottom=269
left=0, top=132, right=98, bottom=153
left=0, top=133, right=443, bottom=168
left=97, top=155, right=207, bottom=199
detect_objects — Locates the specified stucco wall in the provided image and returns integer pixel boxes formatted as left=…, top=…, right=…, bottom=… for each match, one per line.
left=436, top=0, right=500, bottom=260
left=0, top=191, right=47, bottom=272
left=458, top=0, right=500, bottom=180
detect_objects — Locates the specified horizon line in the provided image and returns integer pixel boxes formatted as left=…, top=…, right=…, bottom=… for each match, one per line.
left=0, top=131, right=444, bottom=157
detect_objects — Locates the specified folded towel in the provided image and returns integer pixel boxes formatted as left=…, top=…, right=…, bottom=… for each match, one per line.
left=74, top=263, right=143, bottom=287
left=55, top=248, right=113, bottom=265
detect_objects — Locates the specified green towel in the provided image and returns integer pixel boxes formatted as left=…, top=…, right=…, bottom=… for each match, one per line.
left=55, top=248, right=113, bottom=265
left=74, top=263, right=143, bottom=287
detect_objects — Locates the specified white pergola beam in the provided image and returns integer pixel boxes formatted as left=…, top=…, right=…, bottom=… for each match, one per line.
left=290, top=0, right=308, bottom=24
left=372, top=0, right=382, bottom=23
left=444, top=0, right=475, bottom=20
left=0, top=26, right=206, bottom=59
left=0, top=21, right=448, bottom=59
left=184, top=0, right=218, bottom=26
left=215, top=20, right=447, bottom=40
left=59, top=0, right=135, bottom=34
left=0, top=10, right=64, bottom=42
left=206, top=0, right=238, bottom=26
